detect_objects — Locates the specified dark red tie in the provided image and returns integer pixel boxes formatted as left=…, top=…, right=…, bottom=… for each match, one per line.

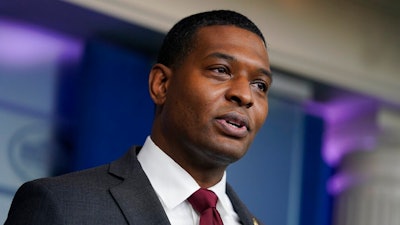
left=188, top=188, right=224, bottom=225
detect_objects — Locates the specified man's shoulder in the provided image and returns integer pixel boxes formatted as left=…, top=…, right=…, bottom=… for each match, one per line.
left=31, top=145, right=141, bottom=189
left=22, top=163, right=114, bottom=194
left=6, top=162, right=136, bottom=225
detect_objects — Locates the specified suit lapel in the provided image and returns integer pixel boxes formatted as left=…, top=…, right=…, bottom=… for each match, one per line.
left=107, top=146, right=261, bottom=225
left=108, top=146, right=171, bottom=225
left=226, top=184, right=259, bottom=225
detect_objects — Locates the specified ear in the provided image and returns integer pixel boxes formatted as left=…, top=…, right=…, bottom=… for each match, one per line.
left=148, top=63, right=172, bottom=105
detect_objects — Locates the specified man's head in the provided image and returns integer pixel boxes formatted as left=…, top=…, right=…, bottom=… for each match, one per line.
left=157, top=10, right=266, bottom=68
left=149, top=10, right=271, bottom=185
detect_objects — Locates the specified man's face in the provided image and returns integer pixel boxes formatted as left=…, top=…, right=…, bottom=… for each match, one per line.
left=158, top=25, right=271, bottom=168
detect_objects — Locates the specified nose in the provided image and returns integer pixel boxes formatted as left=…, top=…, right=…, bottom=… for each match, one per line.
left=225, top=76, right=254, bottom=108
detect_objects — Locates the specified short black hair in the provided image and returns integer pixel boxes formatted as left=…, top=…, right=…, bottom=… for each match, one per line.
left=156, top=10, right=266, bottom=68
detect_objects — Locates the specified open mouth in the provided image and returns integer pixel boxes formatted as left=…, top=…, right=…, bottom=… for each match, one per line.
left=226, top=119, right=245, bottom=129
left=215, top=112, right=250, bottom=138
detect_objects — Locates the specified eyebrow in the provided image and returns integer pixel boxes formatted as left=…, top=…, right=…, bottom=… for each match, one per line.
left=206, top=52, right=273, bottom=81
left=260, top=68, right=273, bottom=83
left=206, top=52, right=235, bottom=61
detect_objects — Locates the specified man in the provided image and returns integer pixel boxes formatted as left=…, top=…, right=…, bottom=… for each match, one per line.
left=5, top=9, right=272, bottom=225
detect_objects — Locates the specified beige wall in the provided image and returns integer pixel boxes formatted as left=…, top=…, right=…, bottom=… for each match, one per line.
left=67, top=0, right=400, bottom=106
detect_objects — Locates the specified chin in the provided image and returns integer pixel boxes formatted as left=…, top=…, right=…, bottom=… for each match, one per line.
left=206, top=139, right=249, bottom=164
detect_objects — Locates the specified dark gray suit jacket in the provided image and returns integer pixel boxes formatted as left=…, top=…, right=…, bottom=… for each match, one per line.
left=5, top=146, right=263, bottom=225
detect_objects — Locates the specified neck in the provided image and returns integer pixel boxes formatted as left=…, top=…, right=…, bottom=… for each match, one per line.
left=155, top=137, right=227, bottom=188
left=150, top=128, right=228, bottom=188
left=189, top=167, right=226, bottom=188
left=151, top=121, right=230, bottom=188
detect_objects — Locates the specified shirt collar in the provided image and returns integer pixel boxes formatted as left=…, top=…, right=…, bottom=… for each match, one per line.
left=137, top=136, right=228, bottom=210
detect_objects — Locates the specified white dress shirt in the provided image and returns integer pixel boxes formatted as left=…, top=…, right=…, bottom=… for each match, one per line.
left=137, top=136, right=241, bottom=225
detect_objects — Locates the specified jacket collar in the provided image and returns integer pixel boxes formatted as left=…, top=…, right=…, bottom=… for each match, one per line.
left=226, top=184, right=261, bottom=225
left=108, top=146, right=261, bottom=225
left=108, top=146, right=171, bottom=225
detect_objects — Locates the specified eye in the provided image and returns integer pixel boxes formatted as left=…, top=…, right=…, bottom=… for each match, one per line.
left=210, top=66, right=230, bottom=75
left=251, top=80, right=269, bottom=93
left=207, top=66, right=232, bottom=81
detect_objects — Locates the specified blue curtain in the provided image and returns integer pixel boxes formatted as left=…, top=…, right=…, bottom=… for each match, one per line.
left=72, top=39, right=154, bottom=170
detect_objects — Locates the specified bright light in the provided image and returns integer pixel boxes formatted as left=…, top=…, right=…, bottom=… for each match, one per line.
left=0, top=19, right=82, bottom=67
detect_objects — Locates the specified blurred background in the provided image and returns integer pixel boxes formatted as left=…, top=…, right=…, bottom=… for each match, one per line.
left=0, top=0, right=399, bottom=224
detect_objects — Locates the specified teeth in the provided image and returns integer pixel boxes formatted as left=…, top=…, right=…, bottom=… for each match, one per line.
left=227, top=120, right=242, bottom=128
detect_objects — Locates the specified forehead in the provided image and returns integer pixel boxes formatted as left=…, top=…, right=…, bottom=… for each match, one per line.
left=190, top=25, right=270, bottom=69
left=194, top=25, right=265, bottom=46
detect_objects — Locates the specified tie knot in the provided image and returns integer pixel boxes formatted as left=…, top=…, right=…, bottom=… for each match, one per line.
left=188, top=188, right=218, bottom=213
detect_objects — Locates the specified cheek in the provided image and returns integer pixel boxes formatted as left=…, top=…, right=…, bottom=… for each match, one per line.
left=253, top=101, right=269, bottom=130
left=184, top=95, right=216, bottom=124
left=167, top=90, right=208, bottom=127
left=186, top=84, right=222, bottom=113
